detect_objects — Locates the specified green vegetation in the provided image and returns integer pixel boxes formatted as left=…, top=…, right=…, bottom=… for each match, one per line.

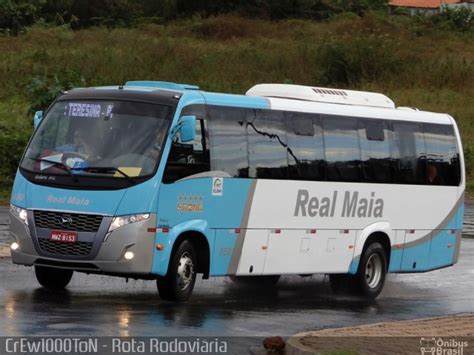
left=0, top=11, right=473, bottom=200
left=0, top=0, right=390, bottom=35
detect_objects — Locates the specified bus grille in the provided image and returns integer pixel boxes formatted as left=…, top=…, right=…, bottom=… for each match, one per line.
left=38, top=239, right=93, bottom=257
left=33, top=211, right=103, bottom=233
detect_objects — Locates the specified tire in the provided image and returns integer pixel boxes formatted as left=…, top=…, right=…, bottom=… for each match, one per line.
left=356, top=242, right=387, bottom=299
left=329, top=242, right=387, bottom=299
left=157, top=240, right=197, bottom=302
left=35, top=266, right=73, bottom=290
left=230, top=275, right=281, bottom=286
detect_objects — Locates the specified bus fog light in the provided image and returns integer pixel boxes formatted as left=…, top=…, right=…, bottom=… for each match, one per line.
left=10, top=242, right=19, bottom=251
left=124, top=251, right=134, bottom=260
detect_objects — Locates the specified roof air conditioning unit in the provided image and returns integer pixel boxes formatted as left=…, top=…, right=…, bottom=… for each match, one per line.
left=246, top=84, right=396, bottom=109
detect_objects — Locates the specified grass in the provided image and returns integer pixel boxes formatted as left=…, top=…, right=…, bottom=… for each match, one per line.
left=0, top=13, right=472, bottom=193
left=0, top=187, right=10, bottom=206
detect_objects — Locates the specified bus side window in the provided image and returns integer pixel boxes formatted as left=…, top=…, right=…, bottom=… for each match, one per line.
left=286, top=112, right=325, bottom=181
left=208, top=106, right=249, bottom=178
left=323, top=116, right=361, bottom=182
left=423, top=123, right=460, bottom=186
left=163, top=119, right=210, bottom=183
left=247, top=109, right=288, bottom=179
left=391, top=122, right=426, bottom=185
left=359, top=119, right=393, bottom=183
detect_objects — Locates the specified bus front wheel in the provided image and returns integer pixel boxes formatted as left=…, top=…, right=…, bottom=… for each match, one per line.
left=329, top=242, right=387, bottom=299
left=157, top=240, right=197, bottom=302
left=35, top=266, right=73, bottom=290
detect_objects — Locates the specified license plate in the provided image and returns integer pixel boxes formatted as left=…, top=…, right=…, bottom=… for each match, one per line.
left=50, top=231, right=78, bottom=243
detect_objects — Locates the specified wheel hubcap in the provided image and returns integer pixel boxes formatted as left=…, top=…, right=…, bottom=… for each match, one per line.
left=365, top=254, right=382, bottom=289
left=177, top=252, right=194, bottom=291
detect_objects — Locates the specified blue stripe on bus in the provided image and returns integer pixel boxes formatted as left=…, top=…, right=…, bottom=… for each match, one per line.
left=202, top=92, right=270, bottom=109
left=391, top=205, right=463, bottom=273
left=10, top=171, right=28, bottom=208
left=349, top=204, right=464, bottom=274
left=13, top=175, right=163, bottom=216
left=151, top=178, right=254, bottom=276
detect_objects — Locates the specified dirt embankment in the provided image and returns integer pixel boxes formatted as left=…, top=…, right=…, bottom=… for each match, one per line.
left=287, top=314, right=474, bottom=354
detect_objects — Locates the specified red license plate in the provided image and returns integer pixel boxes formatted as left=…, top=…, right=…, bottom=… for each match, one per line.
left=50, top=231, right=78, bottom=243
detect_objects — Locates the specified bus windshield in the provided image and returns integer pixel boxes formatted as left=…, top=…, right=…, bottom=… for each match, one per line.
left=20, top=100, right=173, bottom=187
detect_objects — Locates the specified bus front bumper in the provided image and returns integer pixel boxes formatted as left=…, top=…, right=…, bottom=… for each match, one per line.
left=9, top=212, right=157, bottom=277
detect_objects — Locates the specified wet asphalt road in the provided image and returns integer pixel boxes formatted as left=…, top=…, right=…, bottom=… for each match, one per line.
left=0, top=205, right=473, bottom=353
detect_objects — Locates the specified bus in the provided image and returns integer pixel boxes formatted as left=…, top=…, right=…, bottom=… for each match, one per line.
left=9, top=81, right=465, bottom=301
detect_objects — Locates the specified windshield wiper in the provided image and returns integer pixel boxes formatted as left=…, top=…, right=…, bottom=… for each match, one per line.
left=28, top=157, right=77, bottom=180
left=73, top=166, right=137, bottom=185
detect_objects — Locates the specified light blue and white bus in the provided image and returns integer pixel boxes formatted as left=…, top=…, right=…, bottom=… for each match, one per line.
left=9, top=81, right=465, bottom=300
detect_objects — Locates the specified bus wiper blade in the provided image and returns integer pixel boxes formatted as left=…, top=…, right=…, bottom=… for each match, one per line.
left=74, top=166, right=136, bottom=185
left=28, top=157, right=76, bottom=179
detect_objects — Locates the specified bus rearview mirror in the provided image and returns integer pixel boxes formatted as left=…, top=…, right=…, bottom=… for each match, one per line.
left=178, top=115, right=196, bottom=143
left=33, top=111, right=43, bottom=129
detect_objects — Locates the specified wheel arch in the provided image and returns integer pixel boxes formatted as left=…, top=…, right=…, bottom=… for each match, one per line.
left=152, top=219, right=212, bottom=277
left=171, top=230, right=211, bottom=278
left=362, top=232, right=391, bottom=268
left=349, top=222, right=393, bottom=274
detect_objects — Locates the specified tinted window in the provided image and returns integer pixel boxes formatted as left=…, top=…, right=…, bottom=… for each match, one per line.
left=424, top=123, right=460, bottom=186
left=181, top=104, right=206, bottom=118
left=203, top=104, right=460, bottom=187
left=292, top=114, right=314, bottom=136
left=208, top=106, right=249, bottom=178
left=323, top=116, right=361, bottom=182
left=391, top=122, right=426, bottom=184
left=359, top=119, right=393, bottom=183
left=247, top=110, right=288, bottom=179
left=286, top=112, right=325, bottom=181
left=366, top=121, right=385, bottom=141
left=163, top=118, right=210, bottom=183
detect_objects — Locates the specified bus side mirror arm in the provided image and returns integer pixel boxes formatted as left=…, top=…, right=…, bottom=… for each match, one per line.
left=170, top=115, right=196, bottom=143
left=33, top=111, right=43, bottom=129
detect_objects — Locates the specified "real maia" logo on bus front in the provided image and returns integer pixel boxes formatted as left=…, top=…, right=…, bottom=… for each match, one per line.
left=294, top=190, right=384, bottom=218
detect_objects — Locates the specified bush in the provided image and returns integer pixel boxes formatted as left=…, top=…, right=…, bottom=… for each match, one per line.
left=431, top=6, right=473, bottom=31
left=26, top=70, right=86, bottom=114
left=445, top=6, right=473, bottom=31
left=0, top=128, right=30, bottom=190
left=190, top=15, right=256, bottom=40
left=316, top=35, right=401, bottom=85
left=0, top=0, right=39, bottom=35
left=0, top=0, right=391, bottom=33
left=329, top=0, right=388, bottom=15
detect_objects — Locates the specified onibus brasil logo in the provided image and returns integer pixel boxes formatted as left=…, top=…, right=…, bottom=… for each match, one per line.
left=420, top=337, right=469, bottom=355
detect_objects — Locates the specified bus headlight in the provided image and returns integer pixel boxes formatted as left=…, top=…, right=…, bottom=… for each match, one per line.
left=10, top=205, right=28, bottom=226
left=108, top=214, right=150, bottom=233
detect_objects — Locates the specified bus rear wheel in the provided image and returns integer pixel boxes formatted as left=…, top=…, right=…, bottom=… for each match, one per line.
left=357, top=242, right=387, bottom=298
left=35, top=266, right=73, bottom=290
left=157, top=240, right=197, bottom=302
left=329, top=242, right=387, bottom=299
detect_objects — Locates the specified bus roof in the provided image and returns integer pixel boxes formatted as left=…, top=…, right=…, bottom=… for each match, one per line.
left=78, top=81, right=452, bottom=125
